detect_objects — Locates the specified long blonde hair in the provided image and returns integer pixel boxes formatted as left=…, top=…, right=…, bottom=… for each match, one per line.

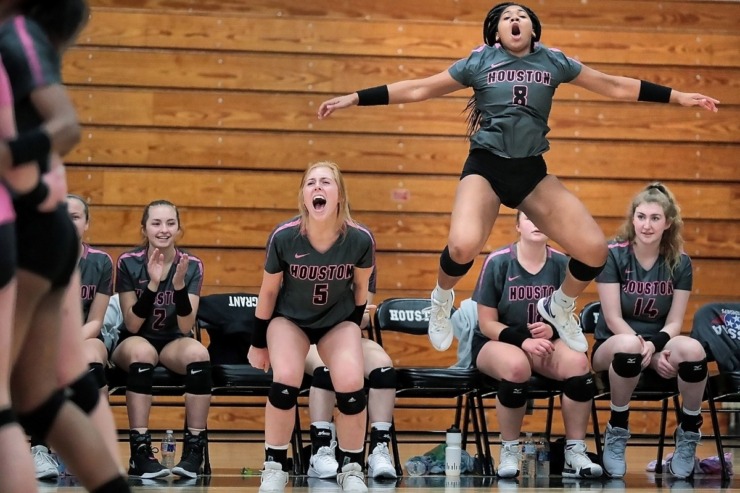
left=297, top=161, right=353, bottom=235
left=616, top=182, right=684, bottom=274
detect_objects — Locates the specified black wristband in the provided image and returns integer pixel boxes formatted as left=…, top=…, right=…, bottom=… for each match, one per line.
left=356, top=85, right=389, bottom=106
left=174, top=287, right=192, bottom=317
left=131, top=287, right=156, bottom=319
left=498, top=325, right=531, bottom=348
left=638, top=80, right=672, bottom=103
left=251, top=316, right=269, bottom=349
left=648, top=331, right=671, bottom=353
left=347, top=303, right=367, bottom=326
left=8, top=128, right=52, bottom=167
left=12, top=180, right=49, bottom=209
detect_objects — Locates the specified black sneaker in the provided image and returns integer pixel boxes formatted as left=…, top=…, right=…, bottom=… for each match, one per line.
left=128, top=431, right=170, bottom=479
left=171, top=431, right=206, bottom=479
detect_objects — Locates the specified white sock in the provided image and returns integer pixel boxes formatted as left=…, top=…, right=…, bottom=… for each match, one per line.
left=371, top=422, right=392, bottom=432
left=565, top=439, right=585, bottom=450
left=552, top=287, right=576, bottom=308
left=432, top=284, right=453, bottom=302
left=610, top=402, right=630, bottom=412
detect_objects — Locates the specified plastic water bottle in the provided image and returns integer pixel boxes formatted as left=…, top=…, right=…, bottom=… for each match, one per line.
left=406, top=458, right=427, bottom=476
left=521, top=433, right=536, bottom=478
left=535, top=436, right=551, bottom=478
left=445, top=425, right=462, bottom=477
left=161, top=430, right=176, bottom=469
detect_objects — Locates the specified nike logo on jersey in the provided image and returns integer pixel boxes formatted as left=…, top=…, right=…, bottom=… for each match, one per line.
left=295, top=253, right=310, bottom=259
left=508, top=276, right=520, bottom=281
left=139, top=280, right=149, bottom=284
left=491, top=61, right=508, bottom=69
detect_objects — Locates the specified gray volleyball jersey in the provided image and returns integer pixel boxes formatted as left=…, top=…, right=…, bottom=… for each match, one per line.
left=595, top=241, right=693, bottom=341
left=79, top=243, right=113, bottom=322
left=690, top=303, right=740, bottom=372
left=473, top=243, right=568, bottom=331
left=116, top=247, right=204, bottom=340
left=448, top=43, right=582, bottom=158
left=264, top=217, right=375, bottom=330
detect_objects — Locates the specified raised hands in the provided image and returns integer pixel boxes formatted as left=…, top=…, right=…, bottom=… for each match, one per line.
left=173, top=253, right=189, bottom=290
left=146, top=247, right=165, bottom=289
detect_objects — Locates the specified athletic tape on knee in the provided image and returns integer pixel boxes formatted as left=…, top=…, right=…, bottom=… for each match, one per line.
left=612, top=352, right=642, bottom=378
left=89, top=363, right=108, bottom=389
left=497, top=379, right=529, bottom=409
left=568, top=258, right=605, bottom=282
left=127, top=363, right=155, bottom=394
left=268, top=382, right=300, bottom=410
left=68, top=369, right=100, bottom=414
left=678, top=359, right=708, bottom=383
left=185, top=361, right=212, bottom=395
left=562, top=373, right=596, bottom=402
left=312, top=366, right=334, bottom=391
left=440, top=246, right=474, bottom=277
left=368, top=367, right=397, bottom=389
left=0, top=407, right=17, bottom=428
left=18, top=389, right=66, bottom=440
left=336, top=388, right=366, bottom=416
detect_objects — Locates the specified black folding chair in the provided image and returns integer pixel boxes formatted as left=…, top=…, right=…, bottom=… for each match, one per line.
left=373, top=297, right=484, bottom=476
left=580, top=301, right=681, bottom=474
left=196, top=292, right=308, bottom=475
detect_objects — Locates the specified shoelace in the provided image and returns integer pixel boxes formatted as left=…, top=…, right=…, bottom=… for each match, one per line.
left=674, top=434, right=700, bottom=464
left=34, top=449, right=59, bottom=469
left=605, top=433, right=627, bottom=458
left=425, top=300, right=450, bottom=326
left=501, top=445, right=521, bottom=465
left=261, top=468, right=287, bottom=485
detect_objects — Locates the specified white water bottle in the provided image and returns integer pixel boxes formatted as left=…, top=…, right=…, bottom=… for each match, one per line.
left=161, top=430, right=176, bottom=469
left=445, top=425, right=462, bottom=477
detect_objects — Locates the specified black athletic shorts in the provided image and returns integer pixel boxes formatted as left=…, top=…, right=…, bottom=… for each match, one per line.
left=0, top=222, right=16, bottom=288
left=461, top=148, right=548, bottom=208
left=470, top=330, right=490, bottom=368
left=116, top=329, right=188, bottom=354
left=15, top=203, right=78, bottom=288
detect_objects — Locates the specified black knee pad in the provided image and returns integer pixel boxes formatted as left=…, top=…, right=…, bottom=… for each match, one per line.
left=368, top=367, right=397, bottom=389
left=17, top=389, right=66, bottom=440
left=68, top=369, right=100, bottom=414
left=336, top=388, right=367, bottom=416
left=90, top=362, right=108, bottom=389
left=185, top=361, right=212, bottom=395
left=562, top=373, right=596, bottom=402
left=612, top=352, right=642, bottom=378
left=568, top=258, right=606, bottom=282
left=127, top=363, right=155, bottom=394
left=0, top=222, right=16, bottom=288
left=497, top=379, right=529, bottom=409
left=678, top=359, right=708, bottom=383
left=312, top=366, right=334, bottom=392
left=268, top=382, right=300, bottom=410
left=440, top=246, right=475, bottom=277
left=0, top=407, right=17, bottom=429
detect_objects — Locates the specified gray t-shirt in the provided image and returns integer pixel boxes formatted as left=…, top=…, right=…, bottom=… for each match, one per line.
left=448, top=43, right=582, bottom=158
left=595, top=241, right=693, bottom=341
left=473, top=243, right=568, bottom=329
left=264, top=217, right=375, bottom=330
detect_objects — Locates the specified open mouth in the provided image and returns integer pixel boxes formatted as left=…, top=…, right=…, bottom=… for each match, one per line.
left=312, top=195, right=327, bottom=211
left=512, top=24, right=521, bottom=36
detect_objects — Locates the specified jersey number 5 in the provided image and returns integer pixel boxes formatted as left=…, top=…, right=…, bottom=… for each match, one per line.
left=313, top=284, right=329, bottom=305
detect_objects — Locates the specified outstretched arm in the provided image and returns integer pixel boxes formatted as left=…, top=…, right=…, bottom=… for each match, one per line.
left=318, top=70, right=465, bottom=119
left=571, top=65, right=719, bottom=112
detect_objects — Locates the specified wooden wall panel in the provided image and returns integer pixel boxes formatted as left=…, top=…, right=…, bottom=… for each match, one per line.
left=87, top=0, right=740, bottom=35
left=68, top=128, right=739, bottom=183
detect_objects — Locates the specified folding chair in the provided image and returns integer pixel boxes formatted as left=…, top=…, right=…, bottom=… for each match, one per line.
left=580, top=301, right=681, bottom=474
left=196, top=292, right=308, bottom=475
left=373, top=297, right=484, bottom=476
